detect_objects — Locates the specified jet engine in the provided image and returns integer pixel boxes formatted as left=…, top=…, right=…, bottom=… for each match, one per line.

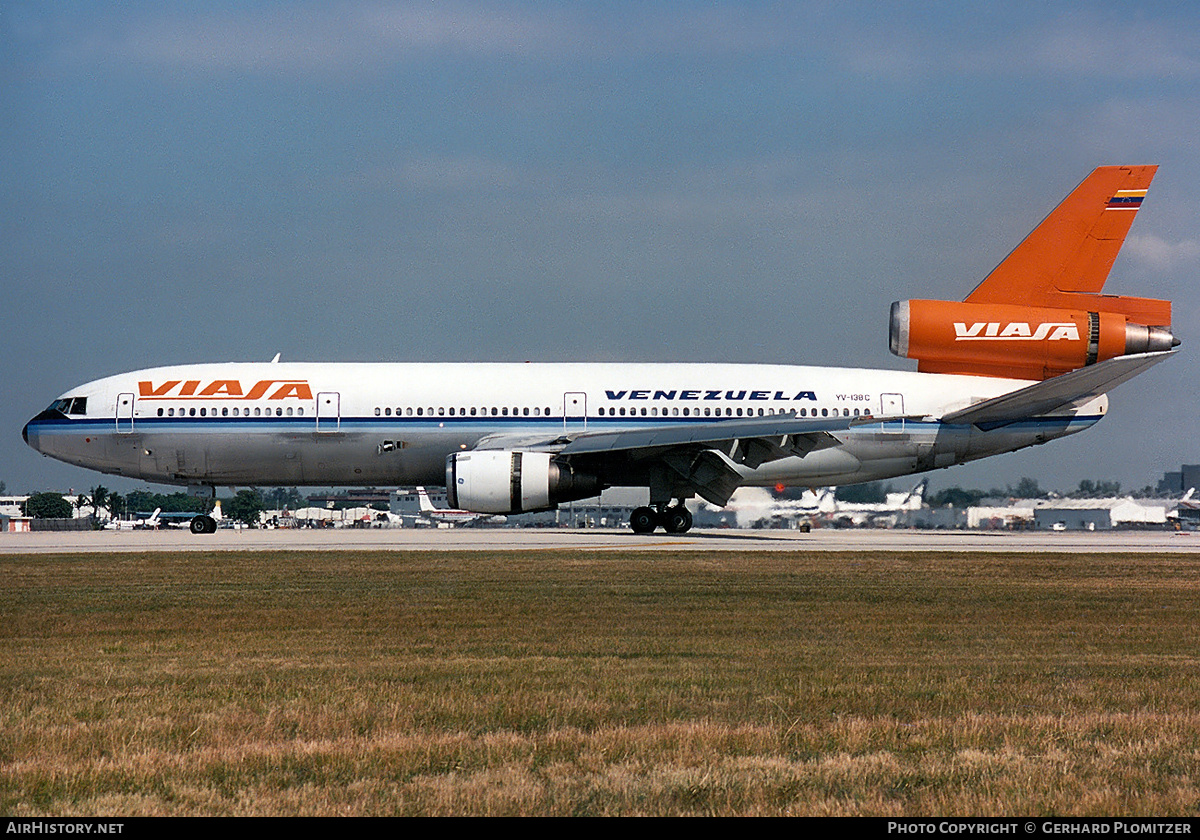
left=889, top=299, right=1177, bottom=380
left=446, top=450, right=602, bottom=514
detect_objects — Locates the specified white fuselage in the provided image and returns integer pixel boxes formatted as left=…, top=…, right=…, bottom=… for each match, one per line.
left=23, top=361, right=1105, bottom=500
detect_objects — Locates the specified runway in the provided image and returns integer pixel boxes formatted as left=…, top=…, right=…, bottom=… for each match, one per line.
left=2, top=526, right=1195, bottom=553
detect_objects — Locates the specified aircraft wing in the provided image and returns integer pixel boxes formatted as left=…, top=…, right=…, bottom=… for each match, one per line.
left=555, top=415, right=855, bottom=461
left=470, top=414, right=882, bottom=507
left=940, top=350, right=1175, bottom=430
left=475, top=414, right=875, bottom=462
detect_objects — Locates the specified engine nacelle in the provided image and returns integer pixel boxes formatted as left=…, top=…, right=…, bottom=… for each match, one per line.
left=890, top=299, right=1177, bottom=380
left=445, top=450, right=602, bottom=514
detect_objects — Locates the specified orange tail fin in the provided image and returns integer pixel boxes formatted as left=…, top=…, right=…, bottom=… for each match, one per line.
left=965, top=165, right=1168, bottom=325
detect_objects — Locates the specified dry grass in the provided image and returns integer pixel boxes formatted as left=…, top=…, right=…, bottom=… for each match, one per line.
left=2, top=549, right=1199, bottom=815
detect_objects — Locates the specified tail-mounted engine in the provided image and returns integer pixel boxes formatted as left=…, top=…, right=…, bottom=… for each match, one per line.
left=889, top=299, right=1177, bottom=380
left=446, top=450, right=601, bottom=514
left=888, top=165, right=1178, bottom=380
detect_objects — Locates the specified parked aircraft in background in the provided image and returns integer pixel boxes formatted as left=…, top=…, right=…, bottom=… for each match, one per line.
left=824, top=479, right=929, bottom=528
left=103, top=508, right=161, bottom=530
left=396, top=486, right=504, bottom=527
left=700, top=486, right=835, bottom=529
left=24, top=166, right=1178, bottom=535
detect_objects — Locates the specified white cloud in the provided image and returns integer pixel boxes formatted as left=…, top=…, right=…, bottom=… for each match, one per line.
left=52, top=2, right=573, bottom=75
left=1124, top=234, right=1200, bottom=272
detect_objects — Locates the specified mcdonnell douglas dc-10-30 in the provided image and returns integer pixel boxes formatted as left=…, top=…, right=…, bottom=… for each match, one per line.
left=23, top=166, right=1179, bottom=534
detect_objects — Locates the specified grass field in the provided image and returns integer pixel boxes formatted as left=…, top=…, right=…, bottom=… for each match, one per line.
left=2, top=549, right=1199, bottom=816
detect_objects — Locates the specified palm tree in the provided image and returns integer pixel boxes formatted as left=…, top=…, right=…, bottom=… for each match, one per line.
left=90, top=486, right=109, bottom=520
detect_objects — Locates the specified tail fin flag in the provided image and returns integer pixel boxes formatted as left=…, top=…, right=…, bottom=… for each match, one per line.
left=890, top=166, right=1177, bottom=380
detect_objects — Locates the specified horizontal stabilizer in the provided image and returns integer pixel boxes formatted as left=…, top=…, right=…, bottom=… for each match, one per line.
left=940, top=351, right=1175, bottom=429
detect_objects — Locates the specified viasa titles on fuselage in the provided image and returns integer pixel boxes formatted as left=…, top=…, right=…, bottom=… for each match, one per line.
left=24, top=166, right=1178, bottom=534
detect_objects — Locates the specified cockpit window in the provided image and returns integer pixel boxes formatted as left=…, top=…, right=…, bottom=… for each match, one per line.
left=50, top=397, right=87, bottom=415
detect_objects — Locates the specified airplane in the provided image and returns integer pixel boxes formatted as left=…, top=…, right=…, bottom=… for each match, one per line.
left=103, top=507, right=161, bottom=530
left=23, top=166, right=1179, bottom=536
left=696, top=485, right=836, bottom=529
left=394, top=486, right=505, bottom=527
left=823, top=479, right=928, bottom=528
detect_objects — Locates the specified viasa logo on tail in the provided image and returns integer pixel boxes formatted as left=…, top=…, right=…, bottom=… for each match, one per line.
left=137, top=380, right=314, bottom=400
left=953, top=322, right=1080, bottom=342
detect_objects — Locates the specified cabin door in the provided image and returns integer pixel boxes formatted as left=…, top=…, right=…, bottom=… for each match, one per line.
left=116, top=393, right=135, bottom=433
left=563, top=392, right=587, bottom=431
left=316, top=392, right=341, bottom=432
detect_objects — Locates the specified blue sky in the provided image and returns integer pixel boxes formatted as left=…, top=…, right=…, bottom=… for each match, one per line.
left=4, top=1, right=1199, bottom=496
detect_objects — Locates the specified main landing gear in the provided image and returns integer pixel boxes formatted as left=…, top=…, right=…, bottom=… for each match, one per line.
left=629, top=503, right=693, bottom=534
left=190, top=515, right=218, bottom=534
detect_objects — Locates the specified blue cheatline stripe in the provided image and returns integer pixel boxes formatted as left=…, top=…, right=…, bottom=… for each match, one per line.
left=27, top=414, right=1104, bottom=436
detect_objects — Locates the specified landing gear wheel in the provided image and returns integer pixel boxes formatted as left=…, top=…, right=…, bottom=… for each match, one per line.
left=662, top=505, right=693, bottom=534
left=629, top=506, right=658, bottom=534
left=190, top=515, right=217, bottom=535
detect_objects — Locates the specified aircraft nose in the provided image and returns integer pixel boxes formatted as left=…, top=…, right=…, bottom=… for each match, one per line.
left=22, top=409, right=59, bottom=453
